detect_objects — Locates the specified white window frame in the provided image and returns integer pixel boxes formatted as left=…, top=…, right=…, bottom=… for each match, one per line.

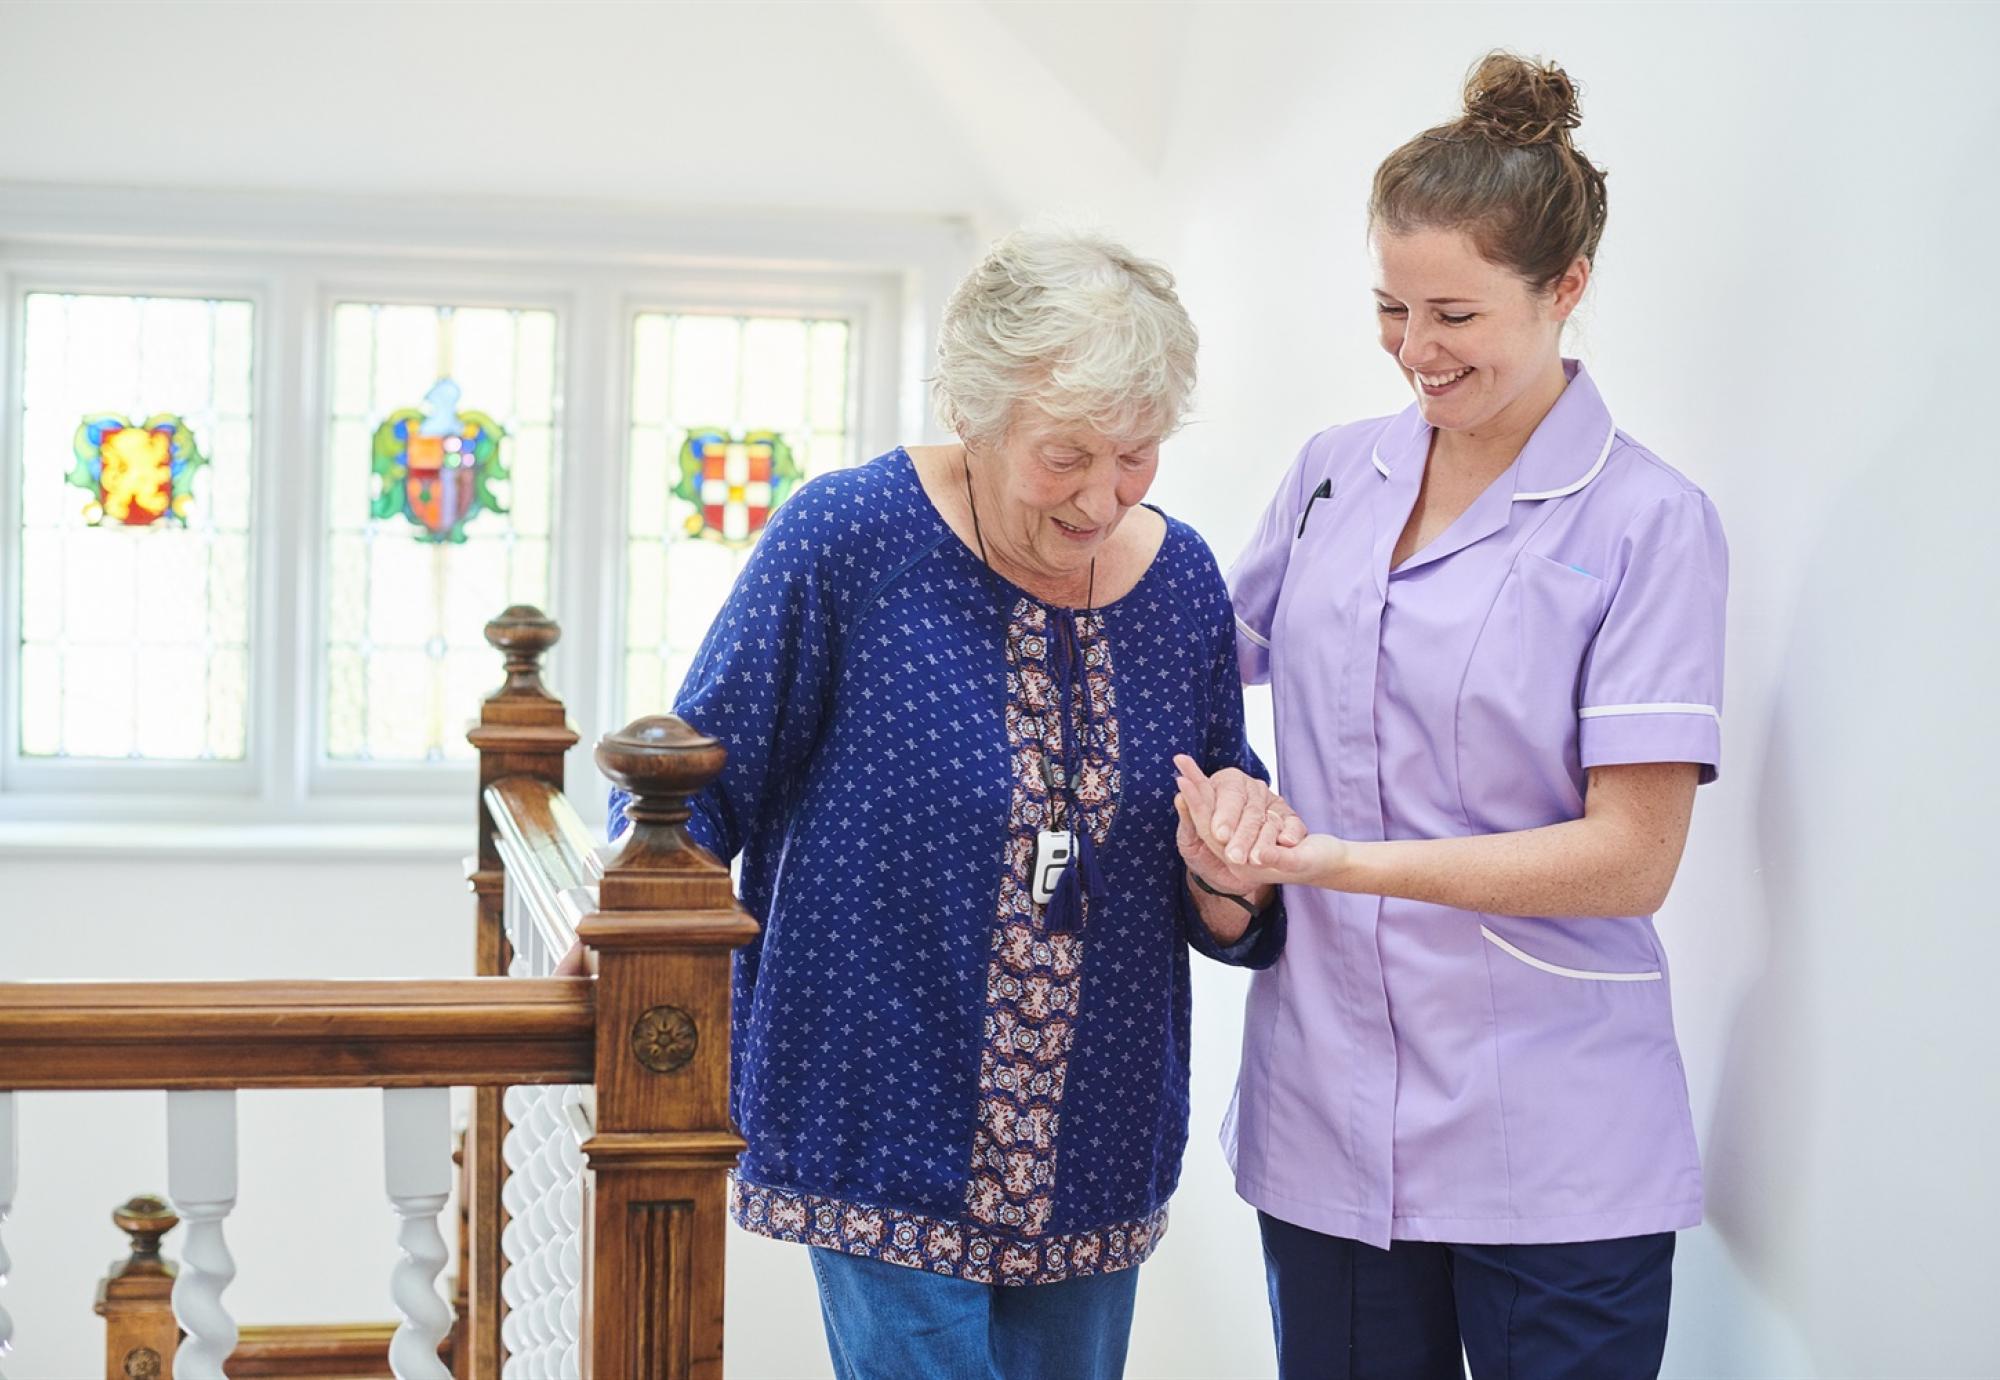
left=0, top=183, right=970, bottom=853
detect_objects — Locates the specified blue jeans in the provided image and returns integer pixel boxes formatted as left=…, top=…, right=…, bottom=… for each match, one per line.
left=1258, top=1211, right=1675, bottom=1380
left=808, top=1247, right=1140, bottom=1380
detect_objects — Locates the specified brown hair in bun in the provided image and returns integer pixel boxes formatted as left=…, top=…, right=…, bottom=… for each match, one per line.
left=1371, top=52, right=1609, bottom=292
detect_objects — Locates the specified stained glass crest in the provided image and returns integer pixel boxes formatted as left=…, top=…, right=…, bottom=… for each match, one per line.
left=68, top=413, right=206, bottom=527
left=369, top=378, right=508, bottom=543
left=674, top=428, right=799, bottom=546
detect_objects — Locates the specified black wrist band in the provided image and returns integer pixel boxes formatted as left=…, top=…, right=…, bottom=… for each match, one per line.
left=1190, top=871, right=1258, bottom=916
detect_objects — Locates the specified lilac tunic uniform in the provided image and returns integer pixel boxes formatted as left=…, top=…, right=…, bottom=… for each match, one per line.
left=1224, top=361, right=1727, bottom=1249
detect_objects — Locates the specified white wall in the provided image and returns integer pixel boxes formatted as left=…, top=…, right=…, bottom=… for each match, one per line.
left=3, top=3, right=1995, bottom=1378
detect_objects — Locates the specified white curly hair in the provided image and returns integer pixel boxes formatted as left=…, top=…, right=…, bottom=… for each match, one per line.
left=932, top=227, right=1198, bottom=448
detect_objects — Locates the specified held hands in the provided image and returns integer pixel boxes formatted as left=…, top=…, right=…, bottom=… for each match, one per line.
left=1172, top=755, right=1348, bottom=888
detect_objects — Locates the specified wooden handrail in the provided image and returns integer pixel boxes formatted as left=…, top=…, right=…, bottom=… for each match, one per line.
left=486, top=775, right=601, bottom=963
left=0, top=979, right=592, bottom=1090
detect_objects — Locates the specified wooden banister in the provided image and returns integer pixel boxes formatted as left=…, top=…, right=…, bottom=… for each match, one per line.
left=485, top=776, right=600, bottom=962
left=576, top=715, right=758, bottom=1379
left=0, top=980, right=592, bottom=1090
left=34, top=604, right=752, bottom=1378
left=465, top=604, right=577, bottom=1378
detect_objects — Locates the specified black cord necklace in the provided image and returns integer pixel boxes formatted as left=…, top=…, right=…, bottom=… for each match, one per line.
left=962, top=449, right=1104, bottom=932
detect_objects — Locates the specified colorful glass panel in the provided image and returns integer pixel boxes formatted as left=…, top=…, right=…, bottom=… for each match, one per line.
left=368, top=379, right=508, bottom=543
left=69, top=413, right=206, bottom=526
left=624, top=313, right=852, bottom=716
left=323, top=302, right=557, bottom=763
left=674, top=428, right=799, bottom=546
left=15, top=293, right=255, bottom=761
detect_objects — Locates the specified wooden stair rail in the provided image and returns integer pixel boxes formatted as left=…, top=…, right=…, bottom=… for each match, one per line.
left=465, top=604, right=577, bottom=1378
left=18, top=603, right=754, bottom=1378
left=0, top=981, right=592, bottom=1090
left=572, top=716, right=757, bottom=1380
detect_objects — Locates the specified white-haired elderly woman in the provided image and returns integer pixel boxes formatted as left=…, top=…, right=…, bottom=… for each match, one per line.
left=606, top=229, right=1292, bottom=1380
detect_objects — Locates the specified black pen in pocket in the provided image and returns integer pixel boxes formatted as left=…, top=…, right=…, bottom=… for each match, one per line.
left=1296, top=478, right=1333, bottom=537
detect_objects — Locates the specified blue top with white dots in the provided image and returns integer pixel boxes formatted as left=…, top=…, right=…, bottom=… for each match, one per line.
left=610, top=448, right=1282, bottom=1284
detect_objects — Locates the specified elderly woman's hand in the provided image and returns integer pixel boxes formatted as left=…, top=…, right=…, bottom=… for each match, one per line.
left=1173, top=791, right=1268, bottom=899
left=1173, top=755, right=1348, bottom=887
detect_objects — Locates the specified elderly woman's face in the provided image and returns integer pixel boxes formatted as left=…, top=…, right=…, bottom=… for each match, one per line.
left=979, top=409, right=1161, bottom=576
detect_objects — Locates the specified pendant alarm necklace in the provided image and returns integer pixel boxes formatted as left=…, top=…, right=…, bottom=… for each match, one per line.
left=963, top=451, right=1104, bottom=929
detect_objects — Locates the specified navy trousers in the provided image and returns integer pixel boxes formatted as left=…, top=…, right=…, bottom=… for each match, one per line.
left=1258, top=1212, right=1675, bottom=1380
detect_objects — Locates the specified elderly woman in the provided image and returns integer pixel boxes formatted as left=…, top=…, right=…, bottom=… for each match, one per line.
left=606, top=229, right=1289, bottom=1380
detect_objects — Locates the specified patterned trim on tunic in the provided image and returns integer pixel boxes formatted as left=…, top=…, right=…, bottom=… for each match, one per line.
left=966, top=601, right=1121, bottom=1238
left=730, top=1175, right=1168, bottom=1285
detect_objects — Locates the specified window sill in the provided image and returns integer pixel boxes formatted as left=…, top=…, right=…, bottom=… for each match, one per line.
left=0, top=819, right=472, bottom=862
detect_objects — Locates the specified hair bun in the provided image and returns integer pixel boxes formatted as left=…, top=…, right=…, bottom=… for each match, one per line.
left=1461, top=51, right=1582, bottom=147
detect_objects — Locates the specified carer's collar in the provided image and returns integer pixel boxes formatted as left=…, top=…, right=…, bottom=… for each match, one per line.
left=1369, top=358, right=1616, bottom=502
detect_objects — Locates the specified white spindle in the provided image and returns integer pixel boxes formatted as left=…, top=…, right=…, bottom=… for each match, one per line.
left=167, top=1090, right=238, bottom=1380
left=1, top=1091, right=17, bottom=1375
left=382, top=1088, right=452, bottom=1380
left=498, top=1082, right=584, bottom=1378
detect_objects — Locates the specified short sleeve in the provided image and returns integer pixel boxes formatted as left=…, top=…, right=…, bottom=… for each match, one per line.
left=1579, top=491, right=1729, bottom=783
left=1227, top=435, right=1323, bottom=686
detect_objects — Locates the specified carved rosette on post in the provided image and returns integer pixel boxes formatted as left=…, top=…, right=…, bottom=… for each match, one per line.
left=578, top=715, right=759, bottom=1379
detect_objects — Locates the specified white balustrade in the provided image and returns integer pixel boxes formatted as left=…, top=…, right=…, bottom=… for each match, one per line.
left=499, top=1082, right=587, bottom=1379
left=382, top=1087, right=453, bottom=1380
left=1, top=1091, right=16, bottom=1376
left=494, top=848, right=593, bottom=1377
left=167, top=1089, right=238, bottom=1380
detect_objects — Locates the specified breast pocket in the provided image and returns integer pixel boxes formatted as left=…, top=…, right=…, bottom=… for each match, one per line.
left=1459, top=553, right=1611, bottom=824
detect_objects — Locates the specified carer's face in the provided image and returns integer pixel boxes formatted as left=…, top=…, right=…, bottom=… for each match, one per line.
left=979, top=409, right=1160, bottom=577
left=1370, top=226, right=1576, bottom=436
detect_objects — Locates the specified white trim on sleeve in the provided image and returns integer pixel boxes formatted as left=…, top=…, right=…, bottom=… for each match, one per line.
left=1481, top=927, right=1663, bottom=982
left=1234, top=616, right=1272, bottom=650
left=1578, top=702, right=1720, bottom=720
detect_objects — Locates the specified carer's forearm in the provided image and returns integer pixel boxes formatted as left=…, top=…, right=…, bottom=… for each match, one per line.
left=1317, top=817, right=1682, bottom=918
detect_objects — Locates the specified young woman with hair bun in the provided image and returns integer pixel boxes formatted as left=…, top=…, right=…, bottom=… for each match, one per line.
left=1174, top=53, right=1726, bottom=1377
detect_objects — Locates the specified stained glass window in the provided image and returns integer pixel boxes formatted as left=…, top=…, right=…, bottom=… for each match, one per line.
left=15, top=292, right=255, bottom=760
left=624, top=313, right=852, bottom=716
left=324, top=303, right=557, bottom=763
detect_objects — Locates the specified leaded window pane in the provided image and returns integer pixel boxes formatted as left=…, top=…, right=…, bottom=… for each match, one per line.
left=323, top=302, right=558, bottom=763
left=15, top=292, right=255, bottom=761
left=623, top=312, right=852, bottom=714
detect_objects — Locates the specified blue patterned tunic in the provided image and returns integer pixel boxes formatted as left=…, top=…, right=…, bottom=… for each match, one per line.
left=611, top=448, right=1283, bottom=1285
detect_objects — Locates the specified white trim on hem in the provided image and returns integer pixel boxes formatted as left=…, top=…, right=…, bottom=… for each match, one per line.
left=1235, top=616, right=1273, bottom=650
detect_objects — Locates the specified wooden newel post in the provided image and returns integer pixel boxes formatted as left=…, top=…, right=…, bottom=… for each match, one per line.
left=578, top=716, right=758, bottom=1380
left=95, top=1195, right=178, bottom=1380
left=466, top=605, right=578, bottom=1379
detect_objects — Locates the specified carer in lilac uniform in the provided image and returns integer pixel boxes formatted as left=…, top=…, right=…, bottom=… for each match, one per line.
left=1175, top=55, right=1727, bottom=1378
